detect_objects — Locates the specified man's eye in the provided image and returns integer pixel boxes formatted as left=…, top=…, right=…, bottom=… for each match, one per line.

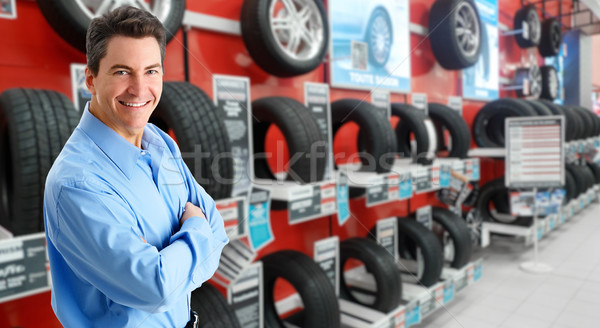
left=147, top=70, right=159, bottom=75
left=115, top=71, right=127, bottom=75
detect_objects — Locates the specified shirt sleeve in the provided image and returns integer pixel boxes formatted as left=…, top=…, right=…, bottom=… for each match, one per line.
left=50, top=179, right=227, bottom=313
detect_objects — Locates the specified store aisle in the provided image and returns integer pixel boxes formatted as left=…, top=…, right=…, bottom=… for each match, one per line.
left=419, top=203, right=600, bottom=328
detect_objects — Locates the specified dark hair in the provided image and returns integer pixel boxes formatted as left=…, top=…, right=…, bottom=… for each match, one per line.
left=86, top=6, right=166, bottom=76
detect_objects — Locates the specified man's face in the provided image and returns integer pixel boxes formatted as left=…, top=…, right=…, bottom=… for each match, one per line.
left=85, top=36, right=163, bottom=143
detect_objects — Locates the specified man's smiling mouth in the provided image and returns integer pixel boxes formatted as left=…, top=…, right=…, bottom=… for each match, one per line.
left=119, top=100, right=151, bottom=108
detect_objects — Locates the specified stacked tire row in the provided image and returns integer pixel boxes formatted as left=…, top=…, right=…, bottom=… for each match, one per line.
left=473, top=98, right=600, bottom=148
left=474, top=98, right=600, bottom=228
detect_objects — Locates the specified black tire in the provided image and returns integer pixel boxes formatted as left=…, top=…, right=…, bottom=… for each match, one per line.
left=331, top=99, right=396, bottom=173
left=513, top=5, right=541, bottom=48
left=339, top=238, right=402, bottom=313
left=253, top=97, right=326, bottom=183
left=240, top=0, right=329, bottom=77
left=428, top=0, right=482, bottom=69
left=539, top=100, right=576, bottom=141
left=568, top=106, right=593, bottom=139
left=462, top=181, right=479, bottom=207
left=391, top=103, right=432, bottom=164
left=395, top=218, right=444, bottom=287
left=538, top=18, right=562, bottom=57
left=472, top=98, right=538, bottom=147
left=540, top=66, right=559, bottom=100
left=526, top=99, right=553, bottom=116
left=562, top=105, right=585, bottom=140
left=0, top=89, right=79, bottom=236
left=587, top=162, right=600, bottom=185
left=475, top=178, right=532, bottom=226
left=151, top=82, right=233, bottom=200
left=566, top=164, right=585, bottom=197
left=431, top=207, right=473, bottom=268
left=366, top=7, right=393, bottom=67
left=564, top=167, right=577, bottom=203
left=580, top=165, right=596, bottom=191
left=262, top=250, right=340, bottom=328
left=192, top=283, right=242, bottom=328
left=573, top=106, right=600, bottom=137
left=514, top=65, right=542, bottom=98
left=428, top=103, right=471, bottom=158
left=36, top=0, right=186, bottom=53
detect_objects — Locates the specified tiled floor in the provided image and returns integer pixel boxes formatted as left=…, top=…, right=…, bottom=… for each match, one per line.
left=418, top=203, right=600, bottom=328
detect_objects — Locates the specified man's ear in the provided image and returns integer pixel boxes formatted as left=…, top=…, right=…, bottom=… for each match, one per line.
left=84, top=67, right=96, bottom=96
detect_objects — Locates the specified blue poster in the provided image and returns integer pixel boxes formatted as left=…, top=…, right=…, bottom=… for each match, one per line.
left=337, top=172, right=350, bottom=225
left=329, top=0, right=410, bottom=92
left=544, top=48, right=565, bottom=104
left=462, top=0, right=499, bottom=100
left=248, top=188, right=274, bottom=251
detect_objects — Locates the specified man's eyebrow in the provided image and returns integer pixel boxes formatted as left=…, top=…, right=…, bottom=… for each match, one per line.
left=108, top=63, right=162, bottom=71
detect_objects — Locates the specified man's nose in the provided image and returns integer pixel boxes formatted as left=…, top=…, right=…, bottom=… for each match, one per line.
left=127, top=74, right=145, bottom=96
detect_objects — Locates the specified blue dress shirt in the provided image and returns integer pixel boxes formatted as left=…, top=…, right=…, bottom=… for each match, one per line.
left=43, top=104, right=229, bottom=327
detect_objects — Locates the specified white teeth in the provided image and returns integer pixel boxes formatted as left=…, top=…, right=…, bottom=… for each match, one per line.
left=121, top=101, right=148, bottom=107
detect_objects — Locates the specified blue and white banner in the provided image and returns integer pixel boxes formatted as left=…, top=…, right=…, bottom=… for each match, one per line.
left=329, top=0, right=410, bottom=92
left=462, top=0, right=499, bottom=100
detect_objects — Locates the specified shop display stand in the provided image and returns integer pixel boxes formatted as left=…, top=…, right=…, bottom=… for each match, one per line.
left=338, top=260, right=483, bottom=328
left=519, top=187, right=553, bottom=273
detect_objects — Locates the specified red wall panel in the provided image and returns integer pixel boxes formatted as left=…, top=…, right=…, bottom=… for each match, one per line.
left=0, top=0, right=544, bottom=324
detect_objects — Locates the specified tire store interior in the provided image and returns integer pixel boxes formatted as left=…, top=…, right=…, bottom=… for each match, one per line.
left=1, top=0, right=600, bottom=327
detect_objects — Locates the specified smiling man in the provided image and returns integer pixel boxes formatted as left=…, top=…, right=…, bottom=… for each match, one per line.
left=43, top=6, right=228, bottom=328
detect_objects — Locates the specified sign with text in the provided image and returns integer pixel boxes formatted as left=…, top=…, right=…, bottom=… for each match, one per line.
left=213, top=75, right=253, bottom=197
left=288, top=183, right=337, bottom=224
left=213, top=239, right=256, bottom=287
left=416, top=206, right=432, bottom=230
left=228, top=262, right=263, bottom=328
left=371, top=90, right=391, bottom=119
left=366, top=174, right=400, bottom=207
left=447, top=96, right=463, bottom=116
left=376, top=218, right=398, bottom=260
left=215, top=196, right=248, bottom=239
left=314, top=237, right=340, bottom=296
left=505, top=116, right=564, bottom=188
left=0, top=233, right=49, bottom=303
left=305, top=83, right=334, bottom=181
left=411, top=93, right=428, bottom=115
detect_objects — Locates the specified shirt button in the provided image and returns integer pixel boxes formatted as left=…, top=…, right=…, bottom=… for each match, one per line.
left=141, top=151, right=147, bottom=155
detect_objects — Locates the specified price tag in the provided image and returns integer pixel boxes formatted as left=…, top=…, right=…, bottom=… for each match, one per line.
left=443, top=280, right=455, bottom=304
left=371, top=90, right=391, bottom=120
left=399, top=173, right=413, bottom=200
left=416, top=206, right=432, bottom=230
left=411, top=93, right=428, bottom=115
left=376, top=218, right=398, bottom=259
left=439, top=164, right=451, bottom=188
left=390, top=307, right=406, bottom=328
left=288, top=183, right=336, bottom=224
left=228, top=262, right=263, bottom=328
left=447, top=96, right=463, bottom=116
left=421, top=284, right=444, bottom=317
left=215, top=197, right=247, bottom=239
left=314, top=237, right=339, bottom=296
left=366, top=174, right=400, bottom=207
left=413, top=166, right=432, bottom=193
left=404, top=300, right=420, bottom=327
left=473, top=260, right=482, bottom=282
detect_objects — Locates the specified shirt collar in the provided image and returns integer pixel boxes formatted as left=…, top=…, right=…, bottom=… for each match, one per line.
left=79, top=102, right=154, bottom=179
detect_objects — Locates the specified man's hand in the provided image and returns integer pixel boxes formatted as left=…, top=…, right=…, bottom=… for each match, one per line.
left=180, top=202, right=206, bottom=226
